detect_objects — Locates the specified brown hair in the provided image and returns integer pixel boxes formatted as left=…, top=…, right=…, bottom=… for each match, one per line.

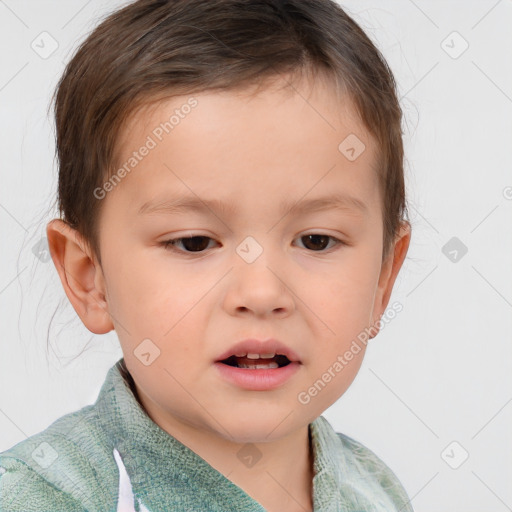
left=51, top=0, right=409, bottom=265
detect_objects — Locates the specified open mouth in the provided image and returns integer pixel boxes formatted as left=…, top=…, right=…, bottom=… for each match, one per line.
left=219, top=354, right=292, bottom=369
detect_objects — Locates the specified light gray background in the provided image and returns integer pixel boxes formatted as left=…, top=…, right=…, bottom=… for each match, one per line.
left=1, top=1, right=511, bottom=510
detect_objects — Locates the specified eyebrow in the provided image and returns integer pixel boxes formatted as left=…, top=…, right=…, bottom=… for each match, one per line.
left=137, top=192, right=369, bottom=218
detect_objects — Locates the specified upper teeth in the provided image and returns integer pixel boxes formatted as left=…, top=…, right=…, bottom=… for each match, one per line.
left=235, top=352, right=276, bottom=359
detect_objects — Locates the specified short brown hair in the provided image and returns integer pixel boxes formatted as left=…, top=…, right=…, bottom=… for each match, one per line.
left=52, top=0, right=409, bottom=264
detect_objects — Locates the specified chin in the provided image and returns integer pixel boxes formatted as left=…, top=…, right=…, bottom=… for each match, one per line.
left=212, top=409, right=302, bottom=444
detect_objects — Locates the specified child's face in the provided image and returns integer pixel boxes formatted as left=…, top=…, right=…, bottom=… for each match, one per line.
left=53, top=74, right=409, bottom=442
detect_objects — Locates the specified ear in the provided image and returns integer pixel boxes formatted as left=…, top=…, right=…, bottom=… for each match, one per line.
left=369, top=221, right=411, bottom=338
left=46, top=219, right=114, bottom=335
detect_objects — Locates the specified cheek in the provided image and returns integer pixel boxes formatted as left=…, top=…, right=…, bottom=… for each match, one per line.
left=298, top=344, right=367, bottom=415
left=317, top=262, right=379, bottom=326
left=303, top=256, right=378, bottom=385
left=108, top=260, right=214, bottom=353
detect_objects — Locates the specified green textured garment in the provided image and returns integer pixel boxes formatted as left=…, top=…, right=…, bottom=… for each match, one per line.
left=0, top=358, right=414, bottom=511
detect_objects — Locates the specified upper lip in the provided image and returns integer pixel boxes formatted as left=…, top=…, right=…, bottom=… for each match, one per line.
left=215, top=339, right=302, bottom=363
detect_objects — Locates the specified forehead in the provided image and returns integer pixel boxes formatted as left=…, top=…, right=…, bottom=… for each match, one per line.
left=108, top=74, right=380, bottom=218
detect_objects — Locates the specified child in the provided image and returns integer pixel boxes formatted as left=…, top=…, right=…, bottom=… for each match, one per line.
left=0, top=0, right=413, bottom=510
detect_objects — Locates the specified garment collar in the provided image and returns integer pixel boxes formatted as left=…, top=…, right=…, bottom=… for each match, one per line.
left=95, top=358, right=346, bottom=509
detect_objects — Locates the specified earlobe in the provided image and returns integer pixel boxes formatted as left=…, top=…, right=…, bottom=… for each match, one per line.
left=46, top=219, right=114, bottom=335
left=369, top=221, right=411, bottom=338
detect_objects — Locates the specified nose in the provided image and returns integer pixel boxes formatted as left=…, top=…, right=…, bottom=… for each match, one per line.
left=222, top=254, right=295, bottom=318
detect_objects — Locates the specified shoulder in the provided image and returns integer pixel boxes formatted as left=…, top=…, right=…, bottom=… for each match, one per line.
left=0, top=457, right=87, bottom=512
left=0, top=404, right=117, bottom=511
left=335, top=431, right=414, bottom=512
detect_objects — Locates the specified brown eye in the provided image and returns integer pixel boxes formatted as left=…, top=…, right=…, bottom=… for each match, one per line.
left=162, top=236, right=215, bottom=253
left=297, top=234, right=342, bottom=252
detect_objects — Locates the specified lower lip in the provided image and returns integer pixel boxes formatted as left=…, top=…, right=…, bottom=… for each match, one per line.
left=214, top=361, right=301, bottom=391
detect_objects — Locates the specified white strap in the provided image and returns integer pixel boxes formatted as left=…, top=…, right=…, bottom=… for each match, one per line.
left=113, top=448, right=151, bottom=512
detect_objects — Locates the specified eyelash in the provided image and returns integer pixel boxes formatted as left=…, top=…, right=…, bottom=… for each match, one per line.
left=160, top=233, right=346, bottom=255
